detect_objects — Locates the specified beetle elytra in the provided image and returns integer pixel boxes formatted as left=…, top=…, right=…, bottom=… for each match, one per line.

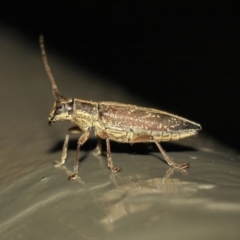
left=40, top=36, right=201, bottom=180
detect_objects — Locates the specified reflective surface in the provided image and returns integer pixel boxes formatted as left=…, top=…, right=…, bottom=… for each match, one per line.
left=1, top=150, right=240, bottom=240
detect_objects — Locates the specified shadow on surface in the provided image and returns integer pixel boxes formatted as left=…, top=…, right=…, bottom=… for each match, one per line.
left=48, top=138, right=198, bottom=155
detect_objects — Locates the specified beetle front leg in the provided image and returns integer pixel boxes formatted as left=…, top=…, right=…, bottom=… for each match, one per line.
left=68, top=130, right=90, bottom=180
left=129, top=135, right=190, bottom=169
left=53, top=126, right=82, bottom=167
left=97, top=131, right=122, bottom=173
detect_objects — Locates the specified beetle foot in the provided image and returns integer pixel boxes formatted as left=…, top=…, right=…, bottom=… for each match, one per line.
left=181, top=163, right=190, bottom=169
left=53, top=160, right=64, bottom=167
left=171, top=162, right=190, bottom=169
left=112, top=167, right=122, bottom=173
left=93, top=148, right=101, bottom=156
left=68, top=174, right=78, bottom=180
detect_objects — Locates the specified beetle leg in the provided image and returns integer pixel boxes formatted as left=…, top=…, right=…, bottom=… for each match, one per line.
left=93, top=137, right=102, bottom=156
left=154, top=140, right=190, bottom=169
left=68, top=130, right=90, bottom=180
left=98, top=131, right=122, bottom=173
left=129, top=135, right=190, bottom=169
left=53, top=126, right=82, bottom=167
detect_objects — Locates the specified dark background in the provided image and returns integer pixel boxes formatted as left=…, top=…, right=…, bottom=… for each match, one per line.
left=1, top=2, right=239, bottom=151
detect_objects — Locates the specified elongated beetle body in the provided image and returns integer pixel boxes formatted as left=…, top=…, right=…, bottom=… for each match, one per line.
left=40, top=36, right=201, bottom=180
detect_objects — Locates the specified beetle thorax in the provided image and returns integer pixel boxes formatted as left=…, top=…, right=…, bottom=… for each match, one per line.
left=71, top=99, right=99, bottom=130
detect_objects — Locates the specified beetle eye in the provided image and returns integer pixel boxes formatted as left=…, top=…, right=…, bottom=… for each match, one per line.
left=56, top=104, right=65, bottom=114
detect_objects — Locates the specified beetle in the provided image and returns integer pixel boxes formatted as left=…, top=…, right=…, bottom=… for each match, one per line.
left=39, top=36, right=201, bottom=180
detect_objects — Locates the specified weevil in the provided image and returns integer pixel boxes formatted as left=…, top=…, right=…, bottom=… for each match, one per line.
left=39, top=36, right=201, bottom=180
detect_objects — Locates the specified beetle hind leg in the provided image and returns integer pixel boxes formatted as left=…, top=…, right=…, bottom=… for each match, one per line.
left=154, top=140, right=190, bottom=169
left=129, top=135, right=190, bottom=169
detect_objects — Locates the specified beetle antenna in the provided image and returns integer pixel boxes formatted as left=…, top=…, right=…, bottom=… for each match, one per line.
left=39, top=35, right=66, bottom=101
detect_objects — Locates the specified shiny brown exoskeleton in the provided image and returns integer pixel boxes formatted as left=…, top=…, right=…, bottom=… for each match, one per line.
left=40, top=36, right=201, bottom=180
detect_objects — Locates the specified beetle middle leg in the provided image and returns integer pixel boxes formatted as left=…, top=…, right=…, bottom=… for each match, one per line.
left=68, top=130, right=90, bottom=180
left=97, top=131, right=122, bottom=173
left=129, top=135, right=190, bottom=169
left=93, top=137, right=102, bottom=156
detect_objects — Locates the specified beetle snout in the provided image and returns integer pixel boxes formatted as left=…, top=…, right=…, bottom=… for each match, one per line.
left=48, top=118, right=55, bottom=126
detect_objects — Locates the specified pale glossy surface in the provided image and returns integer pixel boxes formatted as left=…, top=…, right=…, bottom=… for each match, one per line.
left=0, top=151, right=240, bottom=240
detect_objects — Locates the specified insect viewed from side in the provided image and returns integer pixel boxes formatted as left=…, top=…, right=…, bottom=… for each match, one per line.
left=40, top=36, right=202, bottom=180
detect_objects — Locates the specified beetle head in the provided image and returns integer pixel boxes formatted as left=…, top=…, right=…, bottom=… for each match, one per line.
left=48, top=99, right=73, bottom=125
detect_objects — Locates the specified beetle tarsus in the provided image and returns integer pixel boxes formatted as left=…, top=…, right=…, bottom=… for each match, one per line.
left=53, top=160, right=64, bottom=167
left=93, top=137, right=102, bottom=156
left=68, top=174, right=78, bottom=180
left=171, top=162, right=190, bottom=169
left=111, top=167, right=122, bottom=173
left=181, top=163, right=190, bottom=169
